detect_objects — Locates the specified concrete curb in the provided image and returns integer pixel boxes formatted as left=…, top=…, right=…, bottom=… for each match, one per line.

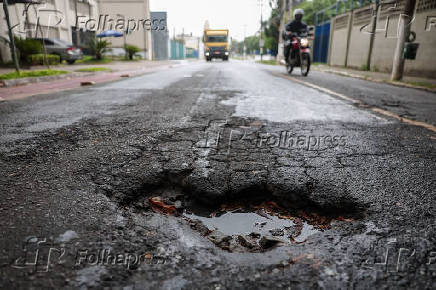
left=0, top=61, right=180, bottom=88
left=0, top=71, right=98, bottom=88
left=314, top=67, right=436, bottom=94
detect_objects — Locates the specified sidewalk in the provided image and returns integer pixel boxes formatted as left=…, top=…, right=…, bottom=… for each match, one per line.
left=313, top=64, right=436, bottom=93
left=0, top=60, right=181, bottom=101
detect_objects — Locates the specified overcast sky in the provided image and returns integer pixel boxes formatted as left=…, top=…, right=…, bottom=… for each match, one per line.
left=150, top=0, right=273, bottom=41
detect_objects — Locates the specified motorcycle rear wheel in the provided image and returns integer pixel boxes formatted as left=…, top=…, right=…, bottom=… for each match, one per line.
left=286, top=56, right=294, bottom=74
left=286, top=63, right=294, bottom=74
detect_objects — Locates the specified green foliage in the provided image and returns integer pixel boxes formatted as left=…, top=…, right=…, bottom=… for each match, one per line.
left=360, top=64, right=369, bottom=71
left=27, top=54, right=60, bottom=66
left=76, top=55, right=112, bottom=64
left=14, top=37, right=42, bottom=64
left=263, top=3, right=281, bottom=54
left=124, top=44, right=141, bottom=60
left=294, top=0, right=373, bottom=25
left=230, top=39, right=243, bottom=54
left=0, top=69, right=68, bottom=80
left=256, top=60, right=278, bottom=65
left=234, top=0, right=374, bottom=55
left=245, top=35, right=260, bottom=54
left=75, top=67, right=112, bottom=72
left=405, top=81, right=436, bottom=89
left=87, top=38, right=111, bottom=60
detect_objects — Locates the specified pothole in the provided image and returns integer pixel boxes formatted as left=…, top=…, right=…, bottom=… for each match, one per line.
left=113, top=171, right=364, bottom=253
left=145, top=192, right=358, bottom=253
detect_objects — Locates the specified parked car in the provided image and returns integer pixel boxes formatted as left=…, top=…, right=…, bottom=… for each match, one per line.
left=33, top=38, right=83, bottom=64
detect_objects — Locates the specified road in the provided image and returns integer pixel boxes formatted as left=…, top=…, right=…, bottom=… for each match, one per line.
left=0, top=60, right=435, bottom=289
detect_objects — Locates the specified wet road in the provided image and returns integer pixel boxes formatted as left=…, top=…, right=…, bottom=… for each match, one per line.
left=0, top=60, right=435, bottom=289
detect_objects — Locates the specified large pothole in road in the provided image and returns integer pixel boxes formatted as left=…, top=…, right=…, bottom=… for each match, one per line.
left=145, top=193, right=358, bottom=253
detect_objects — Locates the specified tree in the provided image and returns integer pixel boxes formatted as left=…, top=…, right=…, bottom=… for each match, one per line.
left=230, top=38, right=243, bottom=55
left=245, top=35, right=260, bottom=54
left=2, top=0, right=20, bottom=73
left=263, top=0, right=343, bottom=56
left=87, top=38, right=110, bottom=60
left=14, top=36, right=42, bottom=64
left=263, top=5, right=281, bottom=55
left=124, top=44, right=140, bottom=60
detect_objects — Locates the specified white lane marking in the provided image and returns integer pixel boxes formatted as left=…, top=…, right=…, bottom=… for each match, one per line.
left=274, top=72, right=436, bottom=133
left=273, top=72, right=360, bottom=104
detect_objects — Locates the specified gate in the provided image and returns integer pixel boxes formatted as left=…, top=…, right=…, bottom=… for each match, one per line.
left=313, top=22, right=330, bottom=63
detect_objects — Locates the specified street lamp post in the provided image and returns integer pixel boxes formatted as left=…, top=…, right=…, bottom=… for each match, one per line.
left=243, top=24, right=247, bottom=60
left=258, top=0, right=264, bottom=61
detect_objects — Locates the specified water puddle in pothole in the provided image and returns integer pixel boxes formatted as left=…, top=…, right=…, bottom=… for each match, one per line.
left=147, top=196, right=354, bottom=253
left=181, top=201, right=337, bottom=252
left=184, top=210, right=319, bottom=244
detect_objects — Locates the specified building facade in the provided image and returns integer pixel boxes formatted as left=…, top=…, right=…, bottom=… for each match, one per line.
left=0, top=0, right=153, bottom=62
left=96, top=0, right=152, bottom=60
left=151, top=11, right=168, bottom=60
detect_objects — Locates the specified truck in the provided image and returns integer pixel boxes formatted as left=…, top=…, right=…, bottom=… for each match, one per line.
left=203, top=29, right=229, bottom=61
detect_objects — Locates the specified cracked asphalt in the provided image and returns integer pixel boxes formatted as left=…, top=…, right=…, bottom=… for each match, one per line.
left=0, top=60, right=435, bottom=289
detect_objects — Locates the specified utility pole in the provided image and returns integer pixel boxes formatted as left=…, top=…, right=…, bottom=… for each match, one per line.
left=243, top=24, right=247, bottom=60
left=32, top=4, right=50, bottom=69
left=74, top=0, right=80, bottom=46
left=117, top=13, right=127, bottom=59
left=277, top=0, right=292, bottom=64
left=391, top=0, right=417, bottom=81
left=259, top=0, right=264, bottom=61
left=2, top=0, right=20, bottom=73
left=365, top=2, right=378, bottom=71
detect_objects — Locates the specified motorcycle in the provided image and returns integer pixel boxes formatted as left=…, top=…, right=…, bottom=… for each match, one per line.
left=284, top=32, right=311, bottom=77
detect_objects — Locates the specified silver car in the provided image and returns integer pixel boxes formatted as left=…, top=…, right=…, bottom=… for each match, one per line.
left=34, top=38, right=83, bottom=64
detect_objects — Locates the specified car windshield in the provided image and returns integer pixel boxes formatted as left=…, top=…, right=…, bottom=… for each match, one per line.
left=206, top=36, right=227, bottom=43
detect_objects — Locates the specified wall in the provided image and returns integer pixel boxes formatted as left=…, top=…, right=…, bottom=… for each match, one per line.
left=96, top=0, right=152, bottom=60
left=0, top=0, right=98, bottom=63
left=406, top=2, right=436, bottom=76
left=151, top=11, right=168, bottom=60
left=346, top=6, right=373, bottom=69
left=329, top=13, right=350, bottom=66
left=328, top=0, right=436, bottom=77
left=170, top=40, right=184, bottom=60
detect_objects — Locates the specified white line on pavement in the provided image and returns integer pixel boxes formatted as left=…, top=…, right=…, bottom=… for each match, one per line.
left=273, top=72, right=436, bottom=133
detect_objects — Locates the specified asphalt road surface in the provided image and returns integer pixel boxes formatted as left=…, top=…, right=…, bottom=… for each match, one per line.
left=1, top=60, right=435, bottom=289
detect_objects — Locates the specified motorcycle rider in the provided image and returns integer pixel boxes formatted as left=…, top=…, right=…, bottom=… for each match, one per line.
left=283, top=8, right=308, bottom=63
